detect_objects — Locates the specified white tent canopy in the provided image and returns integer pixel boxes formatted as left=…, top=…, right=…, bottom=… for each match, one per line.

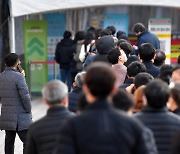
left=11, top=0, right=180, bottom=17
left=9, top=0, right=180, bottom=53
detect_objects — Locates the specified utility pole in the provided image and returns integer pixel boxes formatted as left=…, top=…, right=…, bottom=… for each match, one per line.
left=1, top=0, right=10, bottom=72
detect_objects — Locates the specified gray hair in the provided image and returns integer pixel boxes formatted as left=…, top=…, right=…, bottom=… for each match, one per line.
left=41, top=80, right=68, bottom=104
left=75, top=72, right=86, bottom=88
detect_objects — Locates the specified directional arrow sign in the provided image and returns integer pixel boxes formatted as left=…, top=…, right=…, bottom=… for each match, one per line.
left=27, top=45, right=44, bottom=56
left=24, top=20, right=48, bottom=93
left=27, top=37, right=44, bottom=48
left=27, top=37, right=45, bottom=56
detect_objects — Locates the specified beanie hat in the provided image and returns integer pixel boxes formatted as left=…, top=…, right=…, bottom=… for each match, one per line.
left=96, top=36, right=115, bottom=55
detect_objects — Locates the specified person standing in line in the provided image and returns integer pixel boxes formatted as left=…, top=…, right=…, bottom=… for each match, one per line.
left=0, top=53, right=32, bottom=154
left=25, top=80, right=74, bottom=154
left=55, top=31, right=74, bottom=92
left=107, top=48, right=127, bottom=87
left=153, top=50, right=166, bottom=67
left=132, top=23, right=160, bottom=55
left=168, top=83, right=180, bottom=115
left=134, top=79, right=180, bottom=154
left=138, top=43, right=160, bottom=78
left=55, top=62, right=154, bottom=154
left=68, top=72, right=86, bottom=113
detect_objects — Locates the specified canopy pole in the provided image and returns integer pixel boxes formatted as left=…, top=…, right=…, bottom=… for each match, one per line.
left=9, top=0, right=15, bottom=53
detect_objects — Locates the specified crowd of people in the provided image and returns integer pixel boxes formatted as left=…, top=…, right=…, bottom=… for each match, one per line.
left=0, top=22, right=180, bottom=154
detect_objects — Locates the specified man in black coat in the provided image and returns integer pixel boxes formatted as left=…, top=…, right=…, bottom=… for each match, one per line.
left=168, top=83, right=180, bottom=115
left=139, top=43, right=160, bottom=78
left=55, top=62, right=153, bottom=154
left=120, top=61, right=146, bottom=89
left=25, top=80, right=74, bottom=154
left=134, top=79, right=180, bottom=154
left=55, top=31, right=74, bottom=92
left=68, top=71, right=86, bottom=113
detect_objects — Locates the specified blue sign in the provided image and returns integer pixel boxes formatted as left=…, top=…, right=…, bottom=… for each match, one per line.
left=43, top=13, right=66, bottom=81
left=43, top=13, right=66, bottom=37
left=104, top=14, right=128, bottom=35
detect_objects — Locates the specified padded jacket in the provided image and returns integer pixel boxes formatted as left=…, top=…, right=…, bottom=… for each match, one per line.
left=134, top=106, right=180, bottom=154
left=0, top=67, right=32, bottom=131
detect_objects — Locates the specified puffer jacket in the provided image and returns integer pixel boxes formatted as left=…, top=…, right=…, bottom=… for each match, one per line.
left=0, top=67, right=32, bottom=131
left=134, top=106, right=180, bottom=154
left=55, top=99, right=155, bottom=154
left=68, top=87, right=82, bottom=112
left=25, top=106, right=75, bottom=154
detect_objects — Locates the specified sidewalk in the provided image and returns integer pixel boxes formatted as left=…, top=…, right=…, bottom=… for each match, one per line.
left=0, top=96, right=48, bottom=154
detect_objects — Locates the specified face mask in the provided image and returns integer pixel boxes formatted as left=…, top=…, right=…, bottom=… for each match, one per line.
left=120, top=50, right=127, bottom=62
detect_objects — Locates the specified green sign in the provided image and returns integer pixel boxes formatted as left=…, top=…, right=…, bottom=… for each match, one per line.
left=23, top=20, right=48, bottom=92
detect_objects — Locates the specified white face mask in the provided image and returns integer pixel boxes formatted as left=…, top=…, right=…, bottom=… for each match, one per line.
left=120, top=50, right=127, bottom=62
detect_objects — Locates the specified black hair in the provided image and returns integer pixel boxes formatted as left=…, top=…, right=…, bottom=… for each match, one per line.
left=116, top=39, right=128, bottom=46
left=144, top=79, right=170, bottom=109
left=100, top=29, right=111, bottom=37
left=4, top=53, right=19, bottom=67
left=170, top=83, right=180, bottom=107
left=154, top=50, right=166, bottom=67
left=113, top=89, right=134, bottom=112
left=85, top=62, right=116, bottom=98
left=159, top=64, right=173, bottom=84
left=107, top=48, right=121, bottom=65
left=117, top=34, right=128, bottom=41
left=124, top=55, right=140, bottom=67
left=95, top=28, right=103, bottom=39
left=106, top=26, right=116, bottom=35
left=132, top=23, right=146, bottom=33
left=84, top=32, right=95, bottom=50
left=116, top=31, right=126, bottom=39
left=127, top=61, right=146, bottom=77
left=134, top=72, right=154, bottom=89
left=63, top=31, right=72, bottom=39
left=178, top=55, right=180, bottom=64
left=74, top=31, right=86, bottom=43
left=119, top=42, right=134, bottom=56
left=139, top=43, right=156, bottom=62
left=87, top=26, right=96, bottom=33
left=172, top=64, right=180, bottom=73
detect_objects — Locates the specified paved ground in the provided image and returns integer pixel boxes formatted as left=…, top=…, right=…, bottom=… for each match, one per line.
left=0, top=96, right=48, bottom=154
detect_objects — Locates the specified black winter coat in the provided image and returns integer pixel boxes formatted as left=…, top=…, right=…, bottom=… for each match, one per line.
left=55, top=99, right=153, bottom=154
left=134, top=106, right=180, bottom=154
left=120, top=78, right=134, bottom=89
left=93, top=54, right=110, bottom=63
left=68, top=88, right=82, bottom=113
left=143, top=61, right=160, bottom=78
left=25, top=106, right=74, bottom=154
left=55, top=39, right=74, bottom=69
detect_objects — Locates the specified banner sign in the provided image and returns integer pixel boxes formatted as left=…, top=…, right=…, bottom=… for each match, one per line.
left=171, top=39, right=180, bottom=64
left=23, top=20, right=48, bottom=92
left=148, top=18, right=171, bottom=64
left=104, top=14, right=128, bottom=35
left=43, top=13, right=66, bottom=81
